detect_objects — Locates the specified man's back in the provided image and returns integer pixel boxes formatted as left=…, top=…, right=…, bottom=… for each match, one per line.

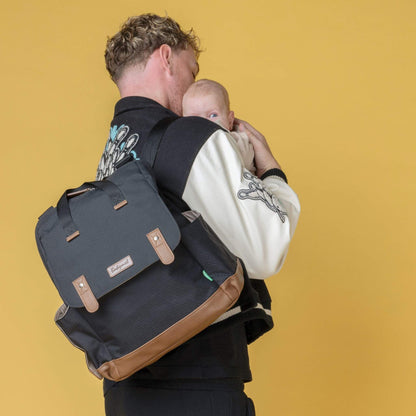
left=101, top=96, right=255, bottom=415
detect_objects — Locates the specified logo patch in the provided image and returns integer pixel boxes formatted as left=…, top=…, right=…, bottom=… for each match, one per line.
left=238, top=172, right=288, bottom=223
left=96, top=124, right=140, bottom=180
left=107, top=255, right=134, bottom=278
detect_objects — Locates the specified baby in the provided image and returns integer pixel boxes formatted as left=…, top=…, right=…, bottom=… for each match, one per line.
left=182, top=79, right=255, bottom=174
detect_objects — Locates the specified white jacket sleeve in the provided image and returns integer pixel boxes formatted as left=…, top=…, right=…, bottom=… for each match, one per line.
left=182, top=129, right=301, bottom=279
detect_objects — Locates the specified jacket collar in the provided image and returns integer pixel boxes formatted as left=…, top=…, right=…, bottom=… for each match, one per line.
left=114, top=96, right=177, bottom=118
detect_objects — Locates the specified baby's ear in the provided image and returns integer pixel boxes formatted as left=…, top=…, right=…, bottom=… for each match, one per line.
left=228, top=110, right=235, bottom=130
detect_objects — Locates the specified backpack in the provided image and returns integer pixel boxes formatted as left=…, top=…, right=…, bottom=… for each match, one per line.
left=35, top=118, right=245, bottom=381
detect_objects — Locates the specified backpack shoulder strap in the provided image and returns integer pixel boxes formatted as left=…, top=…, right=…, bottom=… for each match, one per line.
left=141, top=116, right=179, bottom=167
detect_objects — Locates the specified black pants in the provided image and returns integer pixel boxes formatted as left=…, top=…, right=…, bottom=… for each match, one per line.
left=104, top=379, right=255, bottom=416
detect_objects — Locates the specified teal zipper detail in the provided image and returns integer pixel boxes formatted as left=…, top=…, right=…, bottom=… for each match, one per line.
left=202, top=270, right=213, bottom=282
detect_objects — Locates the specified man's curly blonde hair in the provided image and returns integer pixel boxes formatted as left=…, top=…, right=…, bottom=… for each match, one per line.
left=105, top=14, right=202, bottom=83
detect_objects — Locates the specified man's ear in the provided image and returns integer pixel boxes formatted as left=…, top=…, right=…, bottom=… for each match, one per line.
left=228, top=110, right=235, bottom=131
left=159, top=44, right=173, bottom=75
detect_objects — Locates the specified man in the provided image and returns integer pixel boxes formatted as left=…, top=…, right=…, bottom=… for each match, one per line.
left=98, top=14, right=300, bottom=416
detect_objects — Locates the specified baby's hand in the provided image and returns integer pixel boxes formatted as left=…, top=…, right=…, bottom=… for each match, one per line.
left=234, top=118, right=281, bottom=177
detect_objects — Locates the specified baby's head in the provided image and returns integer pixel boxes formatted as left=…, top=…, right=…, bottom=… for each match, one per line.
left=182, top=79, right=234, bottom=130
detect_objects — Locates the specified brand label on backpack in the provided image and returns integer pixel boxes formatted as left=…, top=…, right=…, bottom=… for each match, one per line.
left=107, top=255, right=133, bottom=278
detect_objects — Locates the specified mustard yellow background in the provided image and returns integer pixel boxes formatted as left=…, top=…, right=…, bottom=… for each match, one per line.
left=1, top=0, right=415, bottom=414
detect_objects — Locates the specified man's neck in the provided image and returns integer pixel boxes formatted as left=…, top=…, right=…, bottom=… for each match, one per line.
left=117, top=60, right=169, bottom=108
left=119, top=83, right=167, bottom=107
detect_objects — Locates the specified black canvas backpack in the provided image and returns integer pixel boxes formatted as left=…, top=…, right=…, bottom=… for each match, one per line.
left=35, top=118, right=246, bottom=381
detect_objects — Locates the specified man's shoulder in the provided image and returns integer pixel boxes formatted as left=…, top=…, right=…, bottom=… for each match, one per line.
left=154, top=117, right=226, bottom=197
left=160, top=115, right=227, bottom=164
left=168, top=116, right=225, bottom=143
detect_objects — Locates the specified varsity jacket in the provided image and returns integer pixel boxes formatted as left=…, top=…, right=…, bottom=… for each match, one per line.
left=97, top=97, right=300, bottom=383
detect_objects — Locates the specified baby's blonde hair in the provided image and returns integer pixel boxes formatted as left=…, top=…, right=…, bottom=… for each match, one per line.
left=185, top=79, right=230, bottom=110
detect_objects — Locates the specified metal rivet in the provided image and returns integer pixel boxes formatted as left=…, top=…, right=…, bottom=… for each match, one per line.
left=153, top=235, right=159, bottom=241
left=79, top=283, right=84, bottom=288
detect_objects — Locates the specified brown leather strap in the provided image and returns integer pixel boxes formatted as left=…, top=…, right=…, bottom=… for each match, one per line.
left=146, top=228, right=175, bottom=265
left=72, top=275, right=99, bottom=313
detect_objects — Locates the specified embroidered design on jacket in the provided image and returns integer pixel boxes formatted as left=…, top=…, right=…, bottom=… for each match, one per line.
left=238, top=172, right=288, bottom=222
left=96, top=124, right=139, bottom=180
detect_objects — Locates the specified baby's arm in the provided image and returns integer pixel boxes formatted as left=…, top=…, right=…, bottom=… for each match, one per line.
left=229, top=131, right=256, bottom=174
left=234, top=118, right=281, bottom=178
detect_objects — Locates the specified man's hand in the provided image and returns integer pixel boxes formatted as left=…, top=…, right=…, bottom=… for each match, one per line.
left=234, top=118, right=281, bottom=178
